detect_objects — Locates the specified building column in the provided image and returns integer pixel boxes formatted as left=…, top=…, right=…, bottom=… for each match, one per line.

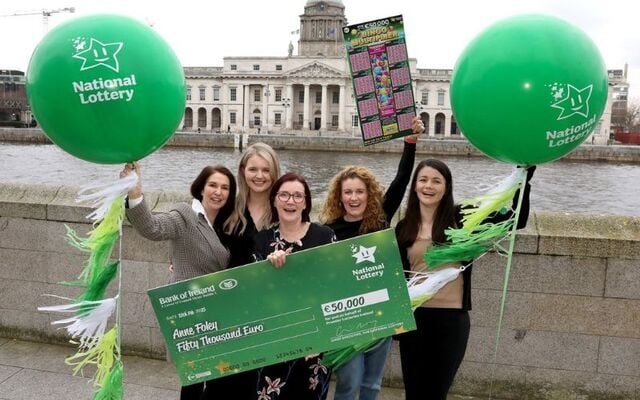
left=338, top=84, right=346, bottom=132
left=205, top=107, right=212, bottom=131
left=444, top=114, right=451, bottom=137
left=262, top=83, right=269, bottom=133
left=320, top=84, right=328, bottom=133
left=220, top=84, right=227, bottom=131
left=428, top=112, right=436, bottom=137
left=303, top=84, right=310, bottom=132
left=286, top=85, right=294, bottom=130
left=243, top=85, right=251, bottom=132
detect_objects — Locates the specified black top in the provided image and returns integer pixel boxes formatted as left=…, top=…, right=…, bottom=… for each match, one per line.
left=221, top=207, right=259, bottom=268
left=253, top=223, right=336, bottom=260
left=327, top=141, right=416, bottom=241
left=395, top=171, right=534, bottom=311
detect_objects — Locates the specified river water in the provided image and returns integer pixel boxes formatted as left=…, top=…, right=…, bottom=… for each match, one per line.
left=1, top=143, right=638, bottom=216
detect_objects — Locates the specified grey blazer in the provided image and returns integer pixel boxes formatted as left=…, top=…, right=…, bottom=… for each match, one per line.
left=126, top=199, right=230, bottom=283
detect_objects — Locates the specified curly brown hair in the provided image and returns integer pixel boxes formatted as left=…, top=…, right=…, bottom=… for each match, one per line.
left=320, top=166, right=387, bottom=234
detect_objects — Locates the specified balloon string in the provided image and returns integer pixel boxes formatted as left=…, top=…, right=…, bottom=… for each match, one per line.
left=488, top=172, right=527, bottom=400
left=116, top=223, right=123, bottom=359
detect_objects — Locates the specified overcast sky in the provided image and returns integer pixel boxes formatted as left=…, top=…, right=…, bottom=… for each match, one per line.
left=1, top=0, right=638, bottom=100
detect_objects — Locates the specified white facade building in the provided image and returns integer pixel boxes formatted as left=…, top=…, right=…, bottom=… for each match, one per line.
left=182, top=0, right=619, bottom=144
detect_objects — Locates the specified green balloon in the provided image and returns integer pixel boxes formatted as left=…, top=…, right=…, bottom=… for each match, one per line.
left=451, top=15, right=608, bottom=165
left=27, top=14, right=185, bottom=164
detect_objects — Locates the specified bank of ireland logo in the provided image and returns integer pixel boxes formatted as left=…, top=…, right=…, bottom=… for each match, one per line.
left=351, top=244, right=377, bottom=264
left=548, top=83, right=593, bottom=120
left=72, top=37, right=124, bottom=72
left=218, top=279, right=237, bottom=290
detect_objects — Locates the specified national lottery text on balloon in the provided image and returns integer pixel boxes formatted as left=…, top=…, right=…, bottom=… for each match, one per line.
left=71, top=74, right=138, bottom=104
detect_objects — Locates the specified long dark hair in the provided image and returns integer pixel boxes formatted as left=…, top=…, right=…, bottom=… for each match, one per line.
left=190, top=165, right=237, bottom=231
left=269, top=172, right=312, bottom=223
left=396, top=159, right=456, bottom=247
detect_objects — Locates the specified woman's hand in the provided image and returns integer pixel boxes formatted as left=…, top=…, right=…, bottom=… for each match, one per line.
left=266, top=248, right=292, bottom=269
left=120, top=162, right=143, bottom=199
left=405, top=116, right=425, bottom=144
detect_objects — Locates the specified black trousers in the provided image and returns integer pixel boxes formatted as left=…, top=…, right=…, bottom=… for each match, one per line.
left=180, top=369, right=259, bottom=400
left=398, top=307, right=470, bottom=400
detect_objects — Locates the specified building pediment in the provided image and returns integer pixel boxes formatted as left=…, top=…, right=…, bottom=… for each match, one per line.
left=287, top=62, right=345, bottom=79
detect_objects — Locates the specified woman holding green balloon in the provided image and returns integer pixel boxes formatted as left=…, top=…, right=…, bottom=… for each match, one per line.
left=394, top=160, right=534, bottom=400
left=121, top=162, right=238, bottom=399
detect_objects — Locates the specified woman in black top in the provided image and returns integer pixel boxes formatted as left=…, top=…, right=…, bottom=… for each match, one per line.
left=395, top=159, right=534, bottom=400
left=254, top=172, right=336, bottom=400
left=319, top=117, right=423, bottom=400
left=203, top=143, right=281, bottom=399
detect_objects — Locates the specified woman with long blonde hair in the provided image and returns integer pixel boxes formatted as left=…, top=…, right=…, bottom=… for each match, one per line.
left=225, top=142, right=282, bottom=267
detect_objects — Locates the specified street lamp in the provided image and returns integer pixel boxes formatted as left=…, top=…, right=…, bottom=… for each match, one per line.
left=281, top=97, right=291, bottom=131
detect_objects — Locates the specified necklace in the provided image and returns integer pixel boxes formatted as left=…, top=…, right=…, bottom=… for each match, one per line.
left=278, top=222, right=309, bottom=245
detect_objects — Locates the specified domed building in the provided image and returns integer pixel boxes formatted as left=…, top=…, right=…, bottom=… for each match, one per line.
left=182, top=0, right=459, bottom=137
left=182, top=1, right=616, bottom=144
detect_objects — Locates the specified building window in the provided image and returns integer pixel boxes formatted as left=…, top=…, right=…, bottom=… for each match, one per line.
left=421, top=91, right=429, bottom=105
left=298, top=91, right=304, bottom=103
left=199, top=87, right=205, bottom=101
left=186, top=87, right=191, bottom=101
left=229, top=112, right=237, bottom=124
left=254, top=89, right=261, bottom=102
left=331, top=115, right=339, bottom=127
left=253, top=64, right=260, bottom=71
left=254, top=115, right=261, bottom=126
left=332, top=91, right=339, bottom=104
left=274, top=113, right=282, bottom=125
left=298, top=114, right=304, bottom=125
left=437, top=90, right=445, bottom=106
left=275, top=88, right=282, bottom=102
left=315, top=91, right=322, bottom=104
left=276, top=65, right=283, bottom=71
left=352, top=115, right=359, bottom=127
left=230, top=64, right=237, bottom=71
left=230, top=88, right=237, bottom=102
left=212, top=87, right=220, bottom=102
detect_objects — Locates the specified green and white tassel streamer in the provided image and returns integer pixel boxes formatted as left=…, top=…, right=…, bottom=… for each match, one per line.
left=66, top=325, right=120, bottom=386
left=39, top=296, right=117, bottom=350
left=425, top=167, right=525, bottom=269
left=38, top=174, right=136, bottom=399
left=459, top=167, right=525, bottom=231
left=92, top=361, right=124, bottom=400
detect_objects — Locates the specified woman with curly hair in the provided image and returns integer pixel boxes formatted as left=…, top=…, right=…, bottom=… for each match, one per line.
left=319, top=117, right=424, bottom=400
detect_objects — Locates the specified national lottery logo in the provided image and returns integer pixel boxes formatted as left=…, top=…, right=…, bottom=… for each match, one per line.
left=69, top=36, right=137, bottom=105
left=548, top=82, right=593, bottom=120
left=72, top=37, right=124, bottom=73
left=351, top=244, right=377, bottom=264
left=545, top=82, right=598, bottom=148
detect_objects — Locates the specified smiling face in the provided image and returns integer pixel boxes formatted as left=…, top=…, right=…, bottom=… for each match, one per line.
left=274, top=180, right=306, bottom=225
left=341, top=177, right=368, bottom=222
left=243, top=155, right=273, bottom=195
left=414, top=166, right=447, bottom=208
left=201, top=172, right=231, bottom=215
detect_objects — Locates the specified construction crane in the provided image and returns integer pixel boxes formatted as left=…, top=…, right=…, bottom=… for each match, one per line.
left=0, top=7, right=75, bottom=34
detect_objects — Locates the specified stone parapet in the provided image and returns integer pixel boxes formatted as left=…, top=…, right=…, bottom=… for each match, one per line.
left=0, top=183, right=638, bottom=399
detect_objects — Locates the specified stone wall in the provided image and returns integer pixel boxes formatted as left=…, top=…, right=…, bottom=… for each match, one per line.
left=0, top=183, right=638, bottom=399
left=2, top=128, right=639, bottom=162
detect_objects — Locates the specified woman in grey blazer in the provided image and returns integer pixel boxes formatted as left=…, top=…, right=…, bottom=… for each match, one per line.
left=121, top=162, right=236, bottom=399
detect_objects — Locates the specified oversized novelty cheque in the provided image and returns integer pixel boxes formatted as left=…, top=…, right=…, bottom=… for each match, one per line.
left=148, top=229, right=416, bottom=386
left=343, top=15, right=417, bottom=146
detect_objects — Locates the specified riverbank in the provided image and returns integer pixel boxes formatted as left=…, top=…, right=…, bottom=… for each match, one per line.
left=2, top=127, right=639, bottom=163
